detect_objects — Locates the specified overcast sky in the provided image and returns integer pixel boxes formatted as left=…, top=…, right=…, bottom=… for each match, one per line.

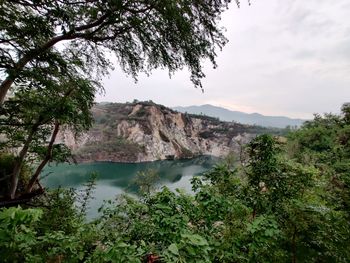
left=96, top=0, right=350, bottom=119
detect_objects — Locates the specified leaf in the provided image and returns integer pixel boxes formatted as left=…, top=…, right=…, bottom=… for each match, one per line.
left=168, top=243, right=179, bottom=255
left=182, top=234, right=208, bottom=246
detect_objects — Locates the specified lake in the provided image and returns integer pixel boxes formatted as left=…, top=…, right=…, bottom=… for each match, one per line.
left=42, top=156, right=218, bottom=218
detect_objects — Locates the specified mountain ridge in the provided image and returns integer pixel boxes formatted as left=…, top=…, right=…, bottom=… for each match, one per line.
left=173, top=104, right=306, bottom=128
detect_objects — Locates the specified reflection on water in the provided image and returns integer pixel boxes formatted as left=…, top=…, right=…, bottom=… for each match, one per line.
left=42, top=156, right=218, bottom=218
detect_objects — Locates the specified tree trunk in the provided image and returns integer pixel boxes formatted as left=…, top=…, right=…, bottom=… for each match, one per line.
left=252, top=207, right=257, bottom=220
left=25, top=88, right=73, bottom=193
left=26, top=121, right=60, bottom=193
left=0, top=78, right=14, bottom=105
left=9, top=123, right=40, bottom=199
left=291, top=226, right=297, bottom=263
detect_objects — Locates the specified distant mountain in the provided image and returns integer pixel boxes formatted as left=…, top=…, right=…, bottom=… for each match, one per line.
left=173, top=104, right=306, bottom=128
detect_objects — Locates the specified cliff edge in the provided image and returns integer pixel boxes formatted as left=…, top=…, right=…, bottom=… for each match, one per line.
left=57, top=101, right=272, bottom=163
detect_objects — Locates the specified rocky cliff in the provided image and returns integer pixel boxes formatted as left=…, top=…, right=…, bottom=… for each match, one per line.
left=57, top=101, right=271, bottom=163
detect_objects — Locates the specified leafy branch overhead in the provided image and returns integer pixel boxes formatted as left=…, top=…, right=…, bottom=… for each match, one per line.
left=0, top=0, right=244, bottom=103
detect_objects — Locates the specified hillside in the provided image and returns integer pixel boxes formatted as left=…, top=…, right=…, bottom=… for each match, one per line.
left=173, top=104, right=306, bottom=128
left=57, top=101, right=283, bottom=163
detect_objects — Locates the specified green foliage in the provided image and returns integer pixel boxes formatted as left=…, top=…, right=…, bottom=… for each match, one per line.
left=0, top=207, right=43, bottom=262
left=163, top=233, right=211, bottom=263
left=246, top=215, right=282, bottom=261
left=0, top=65, right=96, bottom=198
left=0, top=0, right=240, bottom=105
left=1, top=106, right=350, bottom=262
left=0, top=185, right=102, bottom=263
left=3, top=1, right=348, bottom=261
left=288, top=106, right=350, bottom=219
left=0, top=153, right=32, bottom=196
left=341, top=102, right=350, bottom=124
left=131, top=169, right=160, bottom=195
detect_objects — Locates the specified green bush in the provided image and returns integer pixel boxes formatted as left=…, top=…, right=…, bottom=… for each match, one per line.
left=1, top=107, right=350, bottom=262
left=0, top=153, right=32, bottom=197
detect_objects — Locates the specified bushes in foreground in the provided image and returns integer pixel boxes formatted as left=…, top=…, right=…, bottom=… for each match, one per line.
left=1, top=108, right=350, bottom=262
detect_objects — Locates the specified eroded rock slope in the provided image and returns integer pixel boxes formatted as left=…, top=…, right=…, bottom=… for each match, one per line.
left=58, top=102, right=268, bottom=162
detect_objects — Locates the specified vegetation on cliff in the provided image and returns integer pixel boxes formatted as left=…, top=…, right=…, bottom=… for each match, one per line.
left=1, top=105, right=349, bottom=262
left=69, top=101, right=288, bottom=163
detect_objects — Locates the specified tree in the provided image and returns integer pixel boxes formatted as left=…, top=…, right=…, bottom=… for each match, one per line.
left=0, top=67, right=96, bottom=199
left=341, top=102, right=350, bottom=124
left=0, top=0, right=245, bottom=199
left=288, top=106, right=350, bottom=220
left=284, top=108, right=350, bottom=262
left=131, top=169, right=160, bottom=196
left=0, top=0, right=245, bottom=104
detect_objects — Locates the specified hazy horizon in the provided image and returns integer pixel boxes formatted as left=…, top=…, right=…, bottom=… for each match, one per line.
left=96, top=0, right=350, bottom=119
left=97, top=100, right=309, bottom=120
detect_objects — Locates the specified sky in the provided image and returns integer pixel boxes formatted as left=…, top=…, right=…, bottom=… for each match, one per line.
left=96, top=0, right=350, bottom=119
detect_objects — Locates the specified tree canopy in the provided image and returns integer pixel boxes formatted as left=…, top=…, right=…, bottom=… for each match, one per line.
left=0, top=0, right=242, bottom=104
left=0, top=0, right=245, bottom=199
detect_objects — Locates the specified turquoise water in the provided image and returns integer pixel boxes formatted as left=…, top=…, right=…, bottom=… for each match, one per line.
left=42, top=156, right=218, bottom=218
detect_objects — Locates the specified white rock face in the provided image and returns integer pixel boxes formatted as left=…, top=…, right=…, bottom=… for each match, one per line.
left=57, top=103, right=257, bottom=163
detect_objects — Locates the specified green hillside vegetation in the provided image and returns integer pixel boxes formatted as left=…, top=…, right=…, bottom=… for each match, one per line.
left=1, top=104, right=349, bottom=262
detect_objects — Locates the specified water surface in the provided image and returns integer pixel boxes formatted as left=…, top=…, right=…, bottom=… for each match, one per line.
left=42, top=156, right=218, bottom=218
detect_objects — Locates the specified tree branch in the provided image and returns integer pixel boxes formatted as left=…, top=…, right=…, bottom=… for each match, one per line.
left=9, top=121, right=41, bottom=199
left=26, top=121, right=60, bottom=193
